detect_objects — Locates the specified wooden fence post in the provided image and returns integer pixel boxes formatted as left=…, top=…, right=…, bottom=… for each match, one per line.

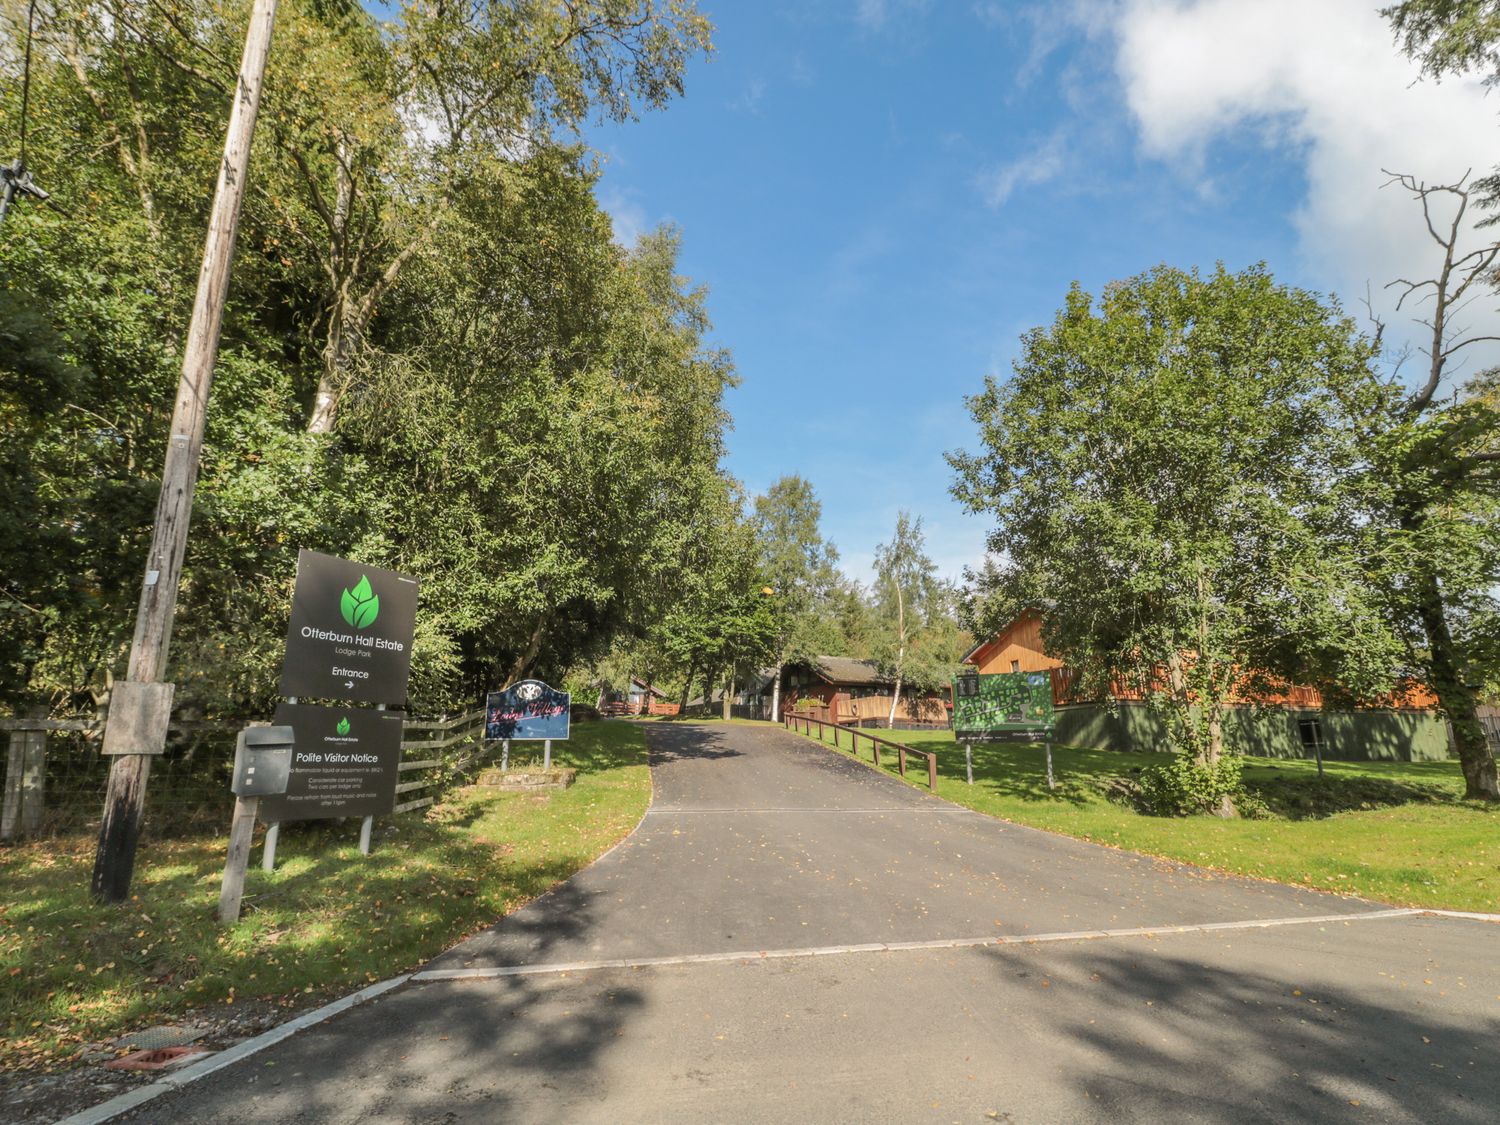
left=2, top=723, right=46, bottom=840
left=1, top=730, right=24, bottom=840
left=20, top=728, right=44, bottom=836
left=217, top=795, right=259, bottom=924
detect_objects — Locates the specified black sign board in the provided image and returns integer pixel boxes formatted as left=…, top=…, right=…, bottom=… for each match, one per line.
left=960, top=728, right=1052, bottom=743
left=485, top=680, right=571, bottom=741
left=279, top=550, right=419, bottom=704
left=258, top=703, right=404, bottom=822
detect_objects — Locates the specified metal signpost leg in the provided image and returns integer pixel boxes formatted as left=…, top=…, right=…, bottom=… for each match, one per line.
left=501, top=738, right=510, bottom=772
left=262, top=822, right=279, bottom=871
left=543, top=738, right=552, bottom=771
left=218, top=795, right=259, bottom=924
left=261, top=694, right=292, bottom=872
left=1045, top=738, right=1055, bottom=791
left=358, top=815, right=373, bottom=855
left=966, top=743, right=973, bottom=785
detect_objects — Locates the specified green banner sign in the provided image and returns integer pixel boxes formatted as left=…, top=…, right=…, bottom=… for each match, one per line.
left=952, top=671, right=1055, bottom=742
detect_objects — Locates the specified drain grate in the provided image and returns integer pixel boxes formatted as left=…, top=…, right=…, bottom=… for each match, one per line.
left=113, top=1024, right=208, bottom=1051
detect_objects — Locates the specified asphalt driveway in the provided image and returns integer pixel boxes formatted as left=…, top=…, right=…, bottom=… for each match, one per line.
left=108, top=721, right=1499, bottom=1123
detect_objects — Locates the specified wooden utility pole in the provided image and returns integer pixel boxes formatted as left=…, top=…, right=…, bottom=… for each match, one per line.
left=91, top=0, right=280, bottom=903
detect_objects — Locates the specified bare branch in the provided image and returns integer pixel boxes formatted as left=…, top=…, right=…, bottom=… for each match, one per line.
left=1381, top=169, right=1500, bottom=416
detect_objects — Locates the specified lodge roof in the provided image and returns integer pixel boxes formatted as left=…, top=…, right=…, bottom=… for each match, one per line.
left=808, top=655, right=890, bottom=686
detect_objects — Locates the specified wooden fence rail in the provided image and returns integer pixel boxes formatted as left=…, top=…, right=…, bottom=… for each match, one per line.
left=0, top=705, right=495, bottom=837
left=392, top=707, right=488, bottom=814
left=783, top=711, right=938, bottom=792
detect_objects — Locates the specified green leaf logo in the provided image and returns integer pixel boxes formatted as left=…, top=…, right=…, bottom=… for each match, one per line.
left=336, top=717, right=351, bottom=736
left=340, top=574, right=380, bottom=629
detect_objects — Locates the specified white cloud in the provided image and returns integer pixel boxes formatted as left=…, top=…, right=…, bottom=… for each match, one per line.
left=1107, top=0, right=1500, bottom=377
left=855, top=0, right=932, bottom=32
left=979, top=130, right=1069, bottom=206
left=732, top=77, right=767, bottom=115
left=824, top=224, right=895, bottom=301
left=597, top=187, right=649, bottom=249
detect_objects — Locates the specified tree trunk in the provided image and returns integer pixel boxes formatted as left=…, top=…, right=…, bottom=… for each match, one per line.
left=887, top=583, right=906, bottom=726
left=678, top=661, right=696, bottom=714
left=770, top=660, right=784, bottom=723
left=722, top=675, right=733, bottom=722
left=1206, top=700, right=1234, bottom=818
left=1415, top=573, right=1499, bottom=800
left=308, top=290, right=359, bottom=434
left=504, top=616, right=549, bottom=687
left=594, top=687, right=606, bottom=711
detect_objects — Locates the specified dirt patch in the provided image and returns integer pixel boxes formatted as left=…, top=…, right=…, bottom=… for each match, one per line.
left=0, top=993, right=333, bottom=1123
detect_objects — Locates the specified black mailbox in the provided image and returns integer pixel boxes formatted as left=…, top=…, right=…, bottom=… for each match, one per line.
left=232, top=725, right=294, bottom=798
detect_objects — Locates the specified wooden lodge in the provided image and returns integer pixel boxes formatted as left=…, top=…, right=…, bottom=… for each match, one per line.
left=769, top=656, right=950, bottom=728
left=964, top=610, right=1450, bottom=762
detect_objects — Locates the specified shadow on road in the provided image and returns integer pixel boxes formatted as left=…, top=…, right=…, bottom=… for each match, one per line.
left=973, top=940, right=1498, bottom=1121
left=148, top=874, right=649, bottom=1123
left=642, top=722, right=745, bottom=764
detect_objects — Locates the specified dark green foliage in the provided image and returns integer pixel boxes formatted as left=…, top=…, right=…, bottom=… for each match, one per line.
left=1135, top=753, right=1247, bottom=818
left=951, top=264, right=1403, bottom=815
left=0, top=0, right=723, bottom=720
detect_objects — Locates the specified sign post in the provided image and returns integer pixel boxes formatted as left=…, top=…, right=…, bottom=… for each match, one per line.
left=953, top=671, right=1059, bottom=790
left=258, top=704, right=405, bottom=825
left=280, top=550, right=419, bottom=705
left=219, top=551, right=418, bottom=914
left=218, top=725, right=294, bottom=923
left=485, top=680, right=570, bottom=768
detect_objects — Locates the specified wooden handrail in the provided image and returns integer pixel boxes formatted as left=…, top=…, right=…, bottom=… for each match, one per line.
left=783, top=712, right=938, bottom=792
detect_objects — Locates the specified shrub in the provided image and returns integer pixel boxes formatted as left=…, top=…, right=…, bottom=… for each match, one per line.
left=1137, top=751, right=1245, bottom=817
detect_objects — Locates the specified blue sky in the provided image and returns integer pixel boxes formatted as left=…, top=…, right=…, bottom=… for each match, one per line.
left=586, top=0, right=1500, bottom=586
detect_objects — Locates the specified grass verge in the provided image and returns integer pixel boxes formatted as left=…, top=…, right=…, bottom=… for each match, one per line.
left=0, top=720, right=651, bottom=1073
left=780, top=721, right=1498, bottom=913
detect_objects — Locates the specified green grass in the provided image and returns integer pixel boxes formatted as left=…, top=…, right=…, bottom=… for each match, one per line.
left=0, top=721, right=651, bottom=1073
left=781, top=721, right=1499, bottom=914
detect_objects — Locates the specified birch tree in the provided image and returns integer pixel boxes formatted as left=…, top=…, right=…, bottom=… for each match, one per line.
left=751, top=475, right=839, bottom=722
left=873, top=511, right=939, bottom=725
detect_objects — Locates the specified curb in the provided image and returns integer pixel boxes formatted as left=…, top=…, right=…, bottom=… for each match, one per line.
left=54, top=975, right=410, bottom=1125
left=55, top=727, right=663, bottom=1125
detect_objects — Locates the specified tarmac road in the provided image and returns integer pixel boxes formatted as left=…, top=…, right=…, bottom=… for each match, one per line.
left=115, top=721, right=1500, bottom=1123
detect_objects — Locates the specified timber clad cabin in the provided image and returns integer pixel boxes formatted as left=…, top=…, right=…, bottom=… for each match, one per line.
left=966, top=610, right=1451, bottom=762
left=770, top=656, right=950, bottom=727
left=602, top=678, right=679, bottom=717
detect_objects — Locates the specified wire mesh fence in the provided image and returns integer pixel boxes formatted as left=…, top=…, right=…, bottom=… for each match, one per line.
left=2, top=725, right=241, bottom=841
left=0, top=709, right=491, bottom=844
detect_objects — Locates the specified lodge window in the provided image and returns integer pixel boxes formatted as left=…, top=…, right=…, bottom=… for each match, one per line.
left=1010, top=660, right=1021, bottom=673
left=1297, top=717, right=1326, bottom=756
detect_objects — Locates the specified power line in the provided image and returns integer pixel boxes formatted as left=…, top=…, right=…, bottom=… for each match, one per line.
left=1, top=0, right=52, bottom=226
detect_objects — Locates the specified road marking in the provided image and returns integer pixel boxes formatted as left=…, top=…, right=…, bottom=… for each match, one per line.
left=645, top=806, right=959, bottom=815
left=58, top=906, right=1495, bottom=1123
left=411, top=907, right=1430, bottom=982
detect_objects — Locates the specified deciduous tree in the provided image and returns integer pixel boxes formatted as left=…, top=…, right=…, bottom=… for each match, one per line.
left=950, top=265, right=1402, bottom=815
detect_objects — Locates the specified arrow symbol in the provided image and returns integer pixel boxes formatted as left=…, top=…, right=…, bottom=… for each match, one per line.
left=345, top=680, right=354, bottom=689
